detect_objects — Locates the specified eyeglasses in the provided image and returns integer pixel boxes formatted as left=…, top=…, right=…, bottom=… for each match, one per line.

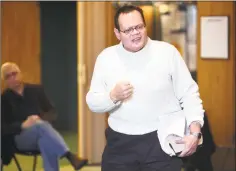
left=120, top=24, right=146, bottom=35
left=4, top=71, right=18, bottom=80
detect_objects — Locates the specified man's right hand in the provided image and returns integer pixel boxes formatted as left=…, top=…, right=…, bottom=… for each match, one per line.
left=21, top=115, right=41, bottom=129
left=110, top=81, right=134, bottom=103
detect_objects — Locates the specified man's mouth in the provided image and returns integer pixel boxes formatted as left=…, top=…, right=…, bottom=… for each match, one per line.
left=132, top=37, right=141, bottom=43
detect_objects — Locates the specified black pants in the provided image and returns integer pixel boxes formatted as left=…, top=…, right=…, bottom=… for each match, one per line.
left=102, top=127, right=182, bottom=171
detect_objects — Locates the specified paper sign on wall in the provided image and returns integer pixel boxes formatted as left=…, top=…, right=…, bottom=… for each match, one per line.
left=201, top=16, right=229, bottom=59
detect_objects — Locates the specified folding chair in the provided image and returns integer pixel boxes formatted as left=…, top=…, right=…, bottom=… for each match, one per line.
left=13, top=150, right=40, bottom=171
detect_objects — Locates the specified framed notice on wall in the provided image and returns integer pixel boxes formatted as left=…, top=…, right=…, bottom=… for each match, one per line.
left=200, top=16, right=229, bottom=59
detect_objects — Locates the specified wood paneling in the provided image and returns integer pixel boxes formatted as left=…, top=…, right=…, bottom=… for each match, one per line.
left=77, top=2, right=117, bottom=163
left=140, top=5, right=154, bottom=38
left=1, top=2, right=41, bottom=88
left=197, top=2, right=235, bottom=147
left=106, top=3, right=119, bottom=47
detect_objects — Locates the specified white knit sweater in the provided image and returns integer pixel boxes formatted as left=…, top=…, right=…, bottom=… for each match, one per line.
left=86, top=38, right=204, bottom=137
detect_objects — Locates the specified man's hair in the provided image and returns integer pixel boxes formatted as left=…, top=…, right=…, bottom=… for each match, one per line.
left=1, top=62, right=21, bottom=80
left=114, top=5, right=146, bottom=31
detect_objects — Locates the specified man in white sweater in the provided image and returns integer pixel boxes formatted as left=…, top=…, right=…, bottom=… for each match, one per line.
left=86, top=5, right=204, bottom=171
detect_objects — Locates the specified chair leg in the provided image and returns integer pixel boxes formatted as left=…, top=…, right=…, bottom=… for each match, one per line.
left=13, top=155, right=22, bottom=171
left=32, top=156, right=37, bottom=171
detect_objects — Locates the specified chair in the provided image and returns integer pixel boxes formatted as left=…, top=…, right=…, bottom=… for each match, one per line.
left=12, top=150, right=40, bottom=171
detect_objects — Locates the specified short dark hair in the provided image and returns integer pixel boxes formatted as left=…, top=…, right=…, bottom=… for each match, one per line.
left=114, top=5, right=146, bottom=31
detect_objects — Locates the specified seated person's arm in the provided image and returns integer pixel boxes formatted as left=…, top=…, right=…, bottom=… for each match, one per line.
left=38, top=86, right=57, bottom=122
left=1, top=95, right=22, bottom=135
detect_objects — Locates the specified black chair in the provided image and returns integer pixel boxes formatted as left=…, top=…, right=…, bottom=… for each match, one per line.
left=12, top=150, right=40, bottom=171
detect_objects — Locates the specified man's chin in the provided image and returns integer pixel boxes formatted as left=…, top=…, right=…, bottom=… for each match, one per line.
left=132, top=44, right=144, bottom=52
left=12, top=83, right=21, bottom=88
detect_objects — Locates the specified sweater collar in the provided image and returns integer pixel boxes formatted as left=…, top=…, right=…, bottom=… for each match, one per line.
left=118, top=37, right=151, bottom=57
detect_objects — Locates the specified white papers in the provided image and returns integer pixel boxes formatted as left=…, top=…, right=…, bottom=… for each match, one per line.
left=157, top=111, right=187, bottom=156
left=157, top=111, right=203, bottom=156
left=201, top=16, right=228, bottom=59
left=166, top=134, right=185, bottom=154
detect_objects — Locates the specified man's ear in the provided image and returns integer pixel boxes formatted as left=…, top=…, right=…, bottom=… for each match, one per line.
left=114, top=28, right=121, bottom=41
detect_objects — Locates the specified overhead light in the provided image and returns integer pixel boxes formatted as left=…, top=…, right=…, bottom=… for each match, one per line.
left=158, top=4, right=169, bottom=14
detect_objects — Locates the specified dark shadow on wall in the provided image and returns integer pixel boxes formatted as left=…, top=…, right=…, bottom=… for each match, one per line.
left=40, top=1, right=78, bottom=132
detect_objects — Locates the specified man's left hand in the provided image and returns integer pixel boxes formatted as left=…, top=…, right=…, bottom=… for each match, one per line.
left=175, top=134, right=199, bottom=157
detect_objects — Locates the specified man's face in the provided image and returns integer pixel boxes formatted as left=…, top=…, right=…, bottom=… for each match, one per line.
left=3, top=66, right=22, bottom=89
left=114, top=10, right=148, bottom=52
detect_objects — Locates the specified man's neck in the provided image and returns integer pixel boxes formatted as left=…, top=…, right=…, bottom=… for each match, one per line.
left=12, top=83, right=24, bottom=96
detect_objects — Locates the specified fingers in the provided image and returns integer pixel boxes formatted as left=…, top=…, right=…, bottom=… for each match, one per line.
left=175, top=136, right=198, bottom=157
left=186, top=145, right=197, bottom=156
left=123, top=87, right=133, bottom=95
left=28, top=115, right=41, bottom=124
left=178, top=150, right=187, bottom=157
left=111, top=82, right=134, bottom=101
left=179, top=148, right=196, bottom=157
left=178, top=143, right=197, bottom=157
left=178, top=145, right=192, bottom=157
left=121, top=83, right=133, bottom=91
left=122, top=87, right=133, bottom=99
left=28, top=115, right=39, bottom=119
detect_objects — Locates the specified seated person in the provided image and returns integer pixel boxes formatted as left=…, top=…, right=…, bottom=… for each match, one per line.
left=1, top=62, right=88, bottom=171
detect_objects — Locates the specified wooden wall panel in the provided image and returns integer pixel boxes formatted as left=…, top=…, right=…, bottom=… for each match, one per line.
left=140, top=5, right=154, bottom=39
left=197, top=2, right=235, bottom=147
left=106, top=3, right=119, bottom=47
left=77, top=2, right=117, bottom=163
left=1, top=2, right=41, bottom=89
